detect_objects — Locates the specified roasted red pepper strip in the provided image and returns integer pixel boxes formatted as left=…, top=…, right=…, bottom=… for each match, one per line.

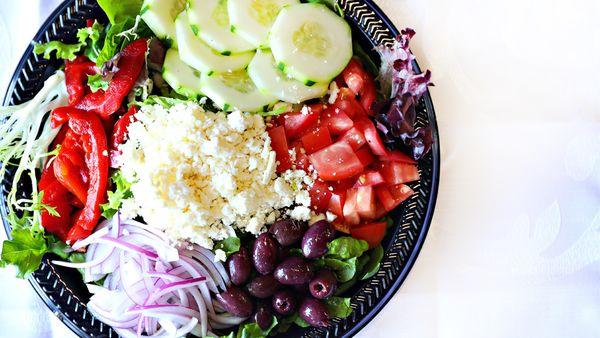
left=65, top=56, right=98, bottom=105
left=51, top=107, right=109, bottom=243
left=75, top=39, right=148, bottom=117
left=111, top=105, right=138, bottom=150
left=53, top=146, right=89, bottom=205
left=39, top=165, right=73, bottom=242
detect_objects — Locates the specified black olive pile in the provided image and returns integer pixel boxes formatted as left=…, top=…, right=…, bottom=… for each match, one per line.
left=216, top=220, right=338, bottom=330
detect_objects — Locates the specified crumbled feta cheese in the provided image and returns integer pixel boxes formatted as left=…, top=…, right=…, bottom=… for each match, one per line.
left=214, top=249, right=227, bottom=262
left=326, top=211, right=338, bottom=222
left=119, top=103, right=311, bottom=249
left=328, top=81, right=339, bottom=104
left=289, top=206, right=312, bottom=221
left=300, top=105, right=311, bottom=115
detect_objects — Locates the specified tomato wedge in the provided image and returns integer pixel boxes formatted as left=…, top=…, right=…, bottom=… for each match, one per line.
left=380, top=149, right=416, bottom=164
left=321, top=106, right=354, bottom=135
left=309, top=142, right=364, bottom=181
left=355, top=146, right=375, bottom=167
left=356, top=186, right=376, bottom=219
left=328, top=190, right=346, bottom=221
left=339, top=127, right=366, bottom=150
left=342, top=188, right=361, bottom=225
left=351, top=221, right=387, bottom=248
left=355, top=118, right=387, bottom=156
left=282, top=109, right=319, bottom=140
left=309, top=179, right=332, bottom=213
left=301, top=126, right=332, bottom=154
left=332, top=87, right=367, bottom=119
left=290, top=141, right=311, bottom=171
left=268, top=126, right=293, bottom=172
left=379, top=161, right=420, bottom=185
left=342, top=59, right=378, bottom=115
left=375, top=184, right=414, bottom=211
left=355, top=171, right=385, bottom=187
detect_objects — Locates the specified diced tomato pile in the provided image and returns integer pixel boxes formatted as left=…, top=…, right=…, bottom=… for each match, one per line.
left=267, top=59, right=419, bottom=248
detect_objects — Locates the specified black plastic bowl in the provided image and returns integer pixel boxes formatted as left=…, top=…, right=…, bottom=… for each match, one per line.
left=1, top=0, right=440, bottom=337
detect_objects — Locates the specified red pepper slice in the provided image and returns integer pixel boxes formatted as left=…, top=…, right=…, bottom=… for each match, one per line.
left=111, top=105, right=138, bottom=150
left=65, top=56, right=98, bottom=105
left=53, top=146, right=89, bottom=205
left=39, top=165, right=73, bottom=242
left=75, top=39, right=148, bottom=117
left=51, top=107, right=109, bottom=243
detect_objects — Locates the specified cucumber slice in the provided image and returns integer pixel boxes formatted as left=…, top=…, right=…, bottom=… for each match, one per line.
left=175, top=13, right=254, bottom=73
left=269, top=3, right=352, bottom=84
left=200, top=70, right=278, bottom=112
left=162, top=49, right=203, bottom=98
left=227, top=0, right=299, bottom=48
left=188, top=0, right=255, bottom=54
left=140, top=0, right=187, bottom=47
left=248, top=50, right=328, bottom=103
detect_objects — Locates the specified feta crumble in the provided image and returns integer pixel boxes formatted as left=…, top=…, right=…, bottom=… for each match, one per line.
left=119, top=103, right=312, bottom=249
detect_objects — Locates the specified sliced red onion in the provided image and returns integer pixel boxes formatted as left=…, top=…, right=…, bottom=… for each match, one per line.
left=186, top=251, right=226, bottom=290
left=97, top=237, right=159, bottom=259
left=193, top=245, right=231, bottom=286
left=208, top=312, right=247, bottom=325
left=71, top=225, right=110, bottom=250
left=58, top=213, right=237, bottom=337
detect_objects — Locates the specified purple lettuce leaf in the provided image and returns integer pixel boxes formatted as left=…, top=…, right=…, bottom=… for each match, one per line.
left=375, top=28, right=434, bottom=160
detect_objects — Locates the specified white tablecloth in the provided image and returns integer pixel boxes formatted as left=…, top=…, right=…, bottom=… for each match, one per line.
left=1, top=1, right=599, bottom=337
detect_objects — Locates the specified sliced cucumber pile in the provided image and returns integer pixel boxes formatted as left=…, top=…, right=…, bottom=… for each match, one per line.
left=270, top=3, right=352, bottom=84
left=200, top=70, right=278, bottom=111
left=160, top=2, right=353, bottom=112
left=188, top=0, right=255, bottom=54
left=162, top=49, right=203, bottom=99
left=175, top=13, right=254, bottom=73
left=228, top=0, right=299, bottom=48
left=140, top=0, right=187, bottom=47
left=248, top=50, right=328, bottom=103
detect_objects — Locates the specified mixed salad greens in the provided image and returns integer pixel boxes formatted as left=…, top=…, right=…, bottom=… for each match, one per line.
left=0, top=0, right=432, bottom=336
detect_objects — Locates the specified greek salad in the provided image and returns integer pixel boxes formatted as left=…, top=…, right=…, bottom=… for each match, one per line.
left=0, top=0, right=432, bottom=337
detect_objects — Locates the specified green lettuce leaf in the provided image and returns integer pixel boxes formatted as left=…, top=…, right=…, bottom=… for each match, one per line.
left=326, top=237, right=369, bottom=260
left=101, top=171, right=133, bottom=219
left=321, top=257, right=357, bottom=283
left=359, top=245, right=384, bottom=280
left=138, top=95, right=192, bottom=108
left=87, top=74, right=110, bottom=92
left=97, top=0, right=143, bottom=25
left=0, top=227, right=47, bottom=278
left=33, top=20, right=104, bottom=61
left=326, top=297, right=353, bottom=318
left=220, top=316, right=278, bottom=338
left=95, top=18, right=135, bottom=67
left=214, top=236, right=241, bottom=257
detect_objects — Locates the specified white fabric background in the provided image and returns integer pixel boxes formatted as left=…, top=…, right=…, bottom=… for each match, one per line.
left=0, top=0, right=599, bottom=337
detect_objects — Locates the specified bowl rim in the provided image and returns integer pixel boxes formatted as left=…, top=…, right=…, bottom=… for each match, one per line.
left=1, top=0, right=440, bottom=337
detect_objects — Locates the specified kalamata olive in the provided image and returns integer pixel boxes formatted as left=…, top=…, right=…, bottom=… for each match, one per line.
left=252, top=233, right=279, bottom=275
left=227, top=247, right=252, bottom=286
left=246, top=274, right=281, bottom=298
left=301, top=220, right=335, bottom=258
left=274, top=256, right=314, bottom=285
left=292, top=282, right=310, bottom=295
left=272, top=290, right=297, bottom=315
left=254, top=300, right=273, bottom=331
left=299, top=297, right=330, bottom=328
left=216, top=286, right=253, bottom=318
left=309, top=269, right=337, bottom=299
left=269, top=219, right=308, bottom=246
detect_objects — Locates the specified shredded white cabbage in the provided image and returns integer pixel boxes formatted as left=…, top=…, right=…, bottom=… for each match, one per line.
left=0, top=71, right=69, bottom=225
